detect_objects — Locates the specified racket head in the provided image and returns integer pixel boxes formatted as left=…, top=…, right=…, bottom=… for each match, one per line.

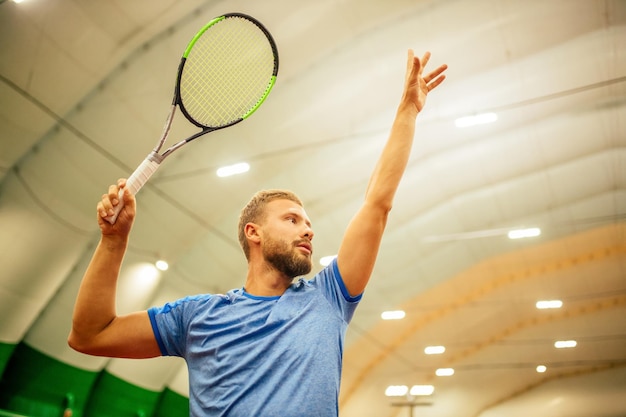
left=176, top=13, right=279, bottom=131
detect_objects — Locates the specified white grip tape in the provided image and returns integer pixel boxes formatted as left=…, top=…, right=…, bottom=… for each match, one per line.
left=105, top=155, right=161, bottom=224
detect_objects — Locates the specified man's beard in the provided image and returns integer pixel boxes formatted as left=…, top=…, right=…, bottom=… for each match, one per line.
left=262, top=236, right=312, bottom=279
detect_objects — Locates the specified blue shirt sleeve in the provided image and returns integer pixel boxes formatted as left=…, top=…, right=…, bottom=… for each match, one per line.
left=311, top=257, right=362, bottom=323
left=147, top=294, right=211, bottom=357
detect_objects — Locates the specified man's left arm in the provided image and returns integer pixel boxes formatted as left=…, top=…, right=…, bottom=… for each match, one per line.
left=336, top=50, right=447, bottom=297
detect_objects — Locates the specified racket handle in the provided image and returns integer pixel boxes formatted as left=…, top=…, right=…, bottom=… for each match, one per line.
left=105, top=152, right=162, bottom=224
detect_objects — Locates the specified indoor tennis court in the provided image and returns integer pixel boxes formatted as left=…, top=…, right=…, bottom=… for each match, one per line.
left=0, top=1, right=624, bottom=416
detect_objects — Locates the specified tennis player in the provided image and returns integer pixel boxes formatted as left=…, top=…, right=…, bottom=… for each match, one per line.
left=69, top=50, right=447, bottom=416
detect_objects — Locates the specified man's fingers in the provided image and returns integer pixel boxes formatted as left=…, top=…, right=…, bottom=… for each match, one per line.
left=424, top=64, right=448, bottom=84
left=427, top=74, right=446, bottom=91
left=98, top=197, right=114, bottom=218
left=107, top=184, right=120, bottom=206
left=406, top=49, right=419, bottom=81
left=101, top=179, right=129, bottom=218
left=121, top=186, right=135, bottom=210
left=97, top=200, right=107, bottom=218
left=419, top=51, right=431, bottom=74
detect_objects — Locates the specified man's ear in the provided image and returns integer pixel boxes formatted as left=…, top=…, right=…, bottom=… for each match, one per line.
left=244, top=222, right=261, bottom=244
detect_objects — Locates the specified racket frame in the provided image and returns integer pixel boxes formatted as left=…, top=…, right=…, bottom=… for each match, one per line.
left=105, top=13, right=279, bottom=224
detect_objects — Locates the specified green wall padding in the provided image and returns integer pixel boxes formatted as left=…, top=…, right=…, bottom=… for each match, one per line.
left=0, top=343, right=189, bottom=417
left=0, top=343, right=97, bottom=417
left=0, top=342, right=17, bottom=378
left=82, top=370, right=160, bottom=417
left=153, top=388, right=189, bottom=417
left=0, top=410, right=30, bottom=417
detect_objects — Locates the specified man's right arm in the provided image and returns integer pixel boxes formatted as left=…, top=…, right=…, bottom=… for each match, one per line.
left=68, top=180, right=161, bottom=359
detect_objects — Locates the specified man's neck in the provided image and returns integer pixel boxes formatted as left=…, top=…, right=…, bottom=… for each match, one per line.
left=243, top=261, right=293, bottom=297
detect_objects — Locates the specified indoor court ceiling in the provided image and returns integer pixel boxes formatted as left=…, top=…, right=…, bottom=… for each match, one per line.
left=0, top=0, right=625, bottom=416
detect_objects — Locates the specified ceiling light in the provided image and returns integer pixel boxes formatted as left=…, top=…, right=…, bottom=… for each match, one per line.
left=385, top=385, right=408, bottom=397
left=436, top=368, right=454, bottom=376
left=117, top=263, right=162, bottom=307
left=424, top=345, right=445, bottom=355
left=155, top=260, right=169, bottom=271
left=381, top=310, right=406, bottom=320
left=536, top=365, right=547, bottom=373
left=554, top=340, right=577, bottom=348
left=507, top=227, right=541, bottom=239
left=536, top=300, right=563, bottom=309
left=138, top=264, right=159, bottom=281
left=410, top=385, right=435, bottom=396
left=454, top=112, right=497, bottom=128
left=216, top=162, right=249, bottom=177
left=319, top=255, right=337, bottom=267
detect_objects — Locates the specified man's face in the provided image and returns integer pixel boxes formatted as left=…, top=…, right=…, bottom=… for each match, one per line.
left=260, top=199, right=314, bottom=278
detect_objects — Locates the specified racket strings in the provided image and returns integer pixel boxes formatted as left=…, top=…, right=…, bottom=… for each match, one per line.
left=180, top=16, right=276, bottom=127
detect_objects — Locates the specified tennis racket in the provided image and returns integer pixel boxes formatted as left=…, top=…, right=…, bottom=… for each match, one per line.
left=105, top=12, right=279, bottom=224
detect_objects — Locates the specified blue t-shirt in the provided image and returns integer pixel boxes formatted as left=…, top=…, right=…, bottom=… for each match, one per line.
left=147, top=259, right=361, bottom=417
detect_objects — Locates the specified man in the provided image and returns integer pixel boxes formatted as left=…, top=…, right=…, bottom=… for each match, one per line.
left=69, top=50, right=447, bottom=416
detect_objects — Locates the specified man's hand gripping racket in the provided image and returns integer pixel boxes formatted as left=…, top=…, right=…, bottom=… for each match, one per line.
left=105, top=13, right=279, bottom=224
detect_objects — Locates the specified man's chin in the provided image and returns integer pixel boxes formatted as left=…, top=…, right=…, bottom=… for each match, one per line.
left=291, top=261, right=312, bottom=278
